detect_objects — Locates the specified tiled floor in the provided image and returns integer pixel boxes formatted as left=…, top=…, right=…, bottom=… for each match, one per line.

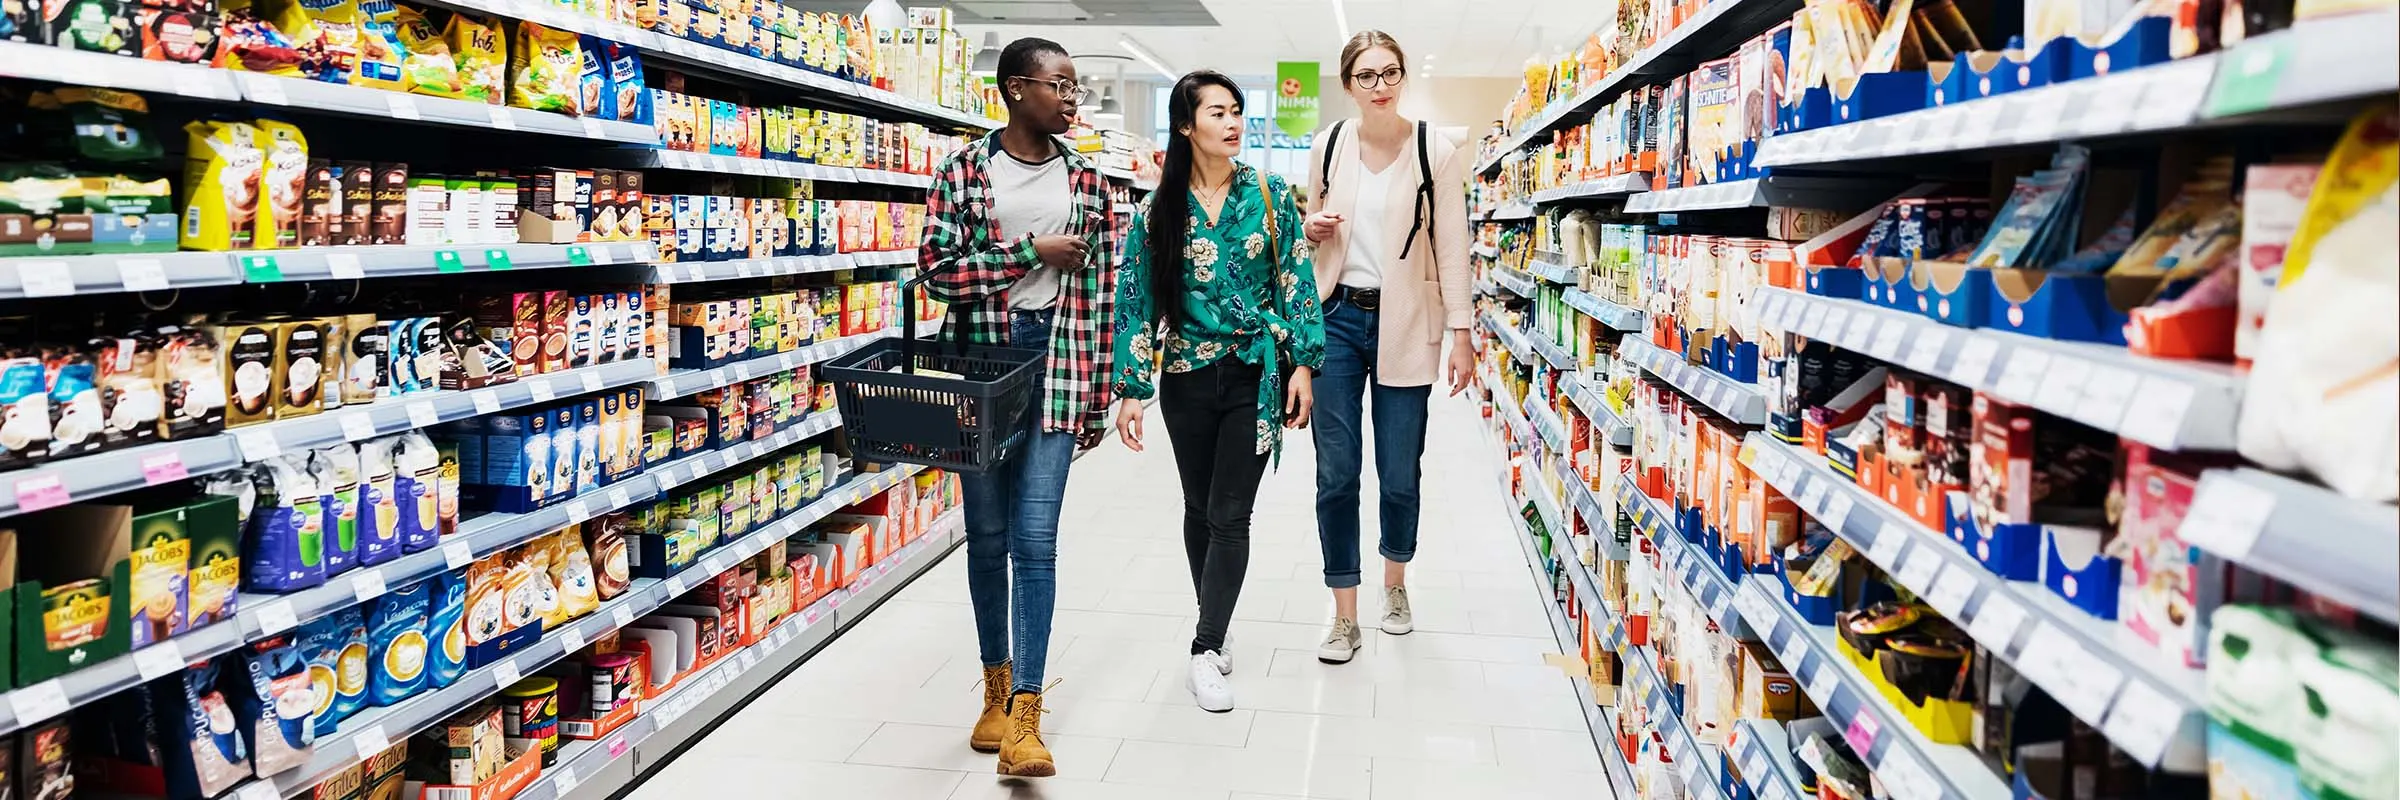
left=630, top=390, right=1612, bottom=799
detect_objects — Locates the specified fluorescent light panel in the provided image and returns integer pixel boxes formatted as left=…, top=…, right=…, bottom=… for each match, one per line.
left=1118, top=35, right=1176, bottom=79
left=1332, top=0, right=1349, bottom=46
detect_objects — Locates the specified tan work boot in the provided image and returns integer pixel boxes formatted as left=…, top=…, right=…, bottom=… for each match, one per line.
left=970, top=663, right=1010, bottom=753
left=996, top=691, right=1057, bottom=777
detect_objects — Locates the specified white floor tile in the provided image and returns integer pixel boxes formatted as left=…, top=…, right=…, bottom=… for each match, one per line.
left=1242, top=710, right=1500, bottom=765
left=846, top=722, right=1124, bottom=778
left=1102, top=740, right=1372, bottom=799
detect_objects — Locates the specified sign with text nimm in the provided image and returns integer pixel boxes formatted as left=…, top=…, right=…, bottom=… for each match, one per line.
left=1275, top=62, right=1320, bottom=137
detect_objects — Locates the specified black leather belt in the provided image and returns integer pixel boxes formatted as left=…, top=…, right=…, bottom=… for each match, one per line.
left=1336, top=285, right=1381, bottom=312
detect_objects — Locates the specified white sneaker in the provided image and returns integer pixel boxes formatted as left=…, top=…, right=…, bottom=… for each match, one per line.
left=1382, top=586, right=1416, bottom=635
left=1317, top=618, right=1362, bottom=664
left=1188, top=652, right=1235, bottom=712
left=1204, top=647, right=1232, bottom=675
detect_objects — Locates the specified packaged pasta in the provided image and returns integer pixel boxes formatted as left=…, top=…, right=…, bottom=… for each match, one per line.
left=392, top=6, right=462, bottom=98
left=444, top=11, right=504, bottom=104
left=506, top=20, right=578, bottom=113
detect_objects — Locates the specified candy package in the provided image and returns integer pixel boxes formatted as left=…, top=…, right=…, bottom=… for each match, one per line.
left=391, top=5, right=461, bottom=97
left=444, top=11, right=504, bottom=104
left=352, top=0, right=404, bottom=89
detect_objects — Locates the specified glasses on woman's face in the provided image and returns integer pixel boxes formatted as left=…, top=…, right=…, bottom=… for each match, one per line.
left=1349, top=67, right=1405, bottom=89
left=1020, top=76, right=1090, bottom=104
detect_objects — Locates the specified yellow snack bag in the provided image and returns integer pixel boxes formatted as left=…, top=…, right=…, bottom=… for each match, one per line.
left=352, top=0, right=406, bottom=91
left=254, top=119, right=309, bottom=250
left=547, top=528, right=599, bottom=620
left=506, top=20, right=579, bottom=114
left=392, top=6, right=463, bottom=98
left=179, top=120, right=266, bottom=251
left=290, top=0, right=363, bottom=84
left=444, top=11, right=505, bottom=105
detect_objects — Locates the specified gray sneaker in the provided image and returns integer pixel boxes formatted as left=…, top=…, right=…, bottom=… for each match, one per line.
left=1381, top=586, right=1415, bottom=635
left=1317, top=618, right=1362, bottom=664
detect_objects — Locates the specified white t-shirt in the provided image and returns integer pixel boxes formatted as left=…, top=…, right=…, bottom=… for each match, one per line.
left=1340, top=159, right=1395, bottom=289
left=989, top=148, right=1073, bottom=309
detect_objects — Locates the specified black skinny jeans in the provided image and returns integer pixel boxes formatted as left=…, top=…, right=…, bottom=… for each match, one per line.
left=1158, top=359, right=1272, bottom=656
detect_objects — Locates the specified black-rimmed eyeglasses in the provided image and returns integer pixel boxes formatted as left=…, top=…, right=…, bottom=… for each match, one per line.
left=1349, top=67, right=1405, bottom=89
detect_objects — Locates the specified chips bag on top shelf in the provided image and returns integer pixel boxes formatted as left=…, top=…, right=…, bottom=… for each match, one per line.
left=352, top=0, right=405, bottom=90
left=506, top=20, right=578, bottom=113
left=392, top=5, right=463, bottom=98
left=444, top=11, right=504, bottom=104
left=215, top=0, right=308, bottom=75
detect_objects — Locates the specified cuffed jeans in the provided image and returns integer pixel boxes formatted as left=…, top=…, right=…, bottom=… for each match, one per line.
left=1312, top=296, right=1429, bottom=590
left=1159, top=360, right=1271, bottom=655
left=962, top=309, right=1077, bottom=695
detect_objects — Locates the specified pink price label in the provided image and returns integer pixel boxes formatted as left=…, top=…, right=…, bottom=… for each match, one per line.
left=1844, top=710, right=1882, bottom=752
left=607, top=735, right=631, bottom=759
left=141, top=452, right=189, bottom=485
left=804, top=607, right=823, bottom=625
left=13, top=475, right=68, bottom=512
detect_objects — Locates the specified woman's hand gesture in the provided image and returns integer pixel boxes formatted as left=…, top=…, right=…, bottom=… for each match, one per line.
left=1284, top=369, right=1315, bottom=429
left=1304, top=211, right=1344, bottom=244
left=1114, top=398, right=1146, bottom=452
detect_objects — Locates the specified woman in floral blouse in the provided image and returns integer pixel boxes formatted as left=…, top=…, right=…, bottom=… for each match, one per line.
left=1111, top=70, right=1326, bottom=713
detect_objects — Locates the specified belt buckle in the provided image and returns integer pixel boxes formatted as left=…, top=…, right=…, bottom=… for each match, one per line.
left=1349, top=287, right=1381, bottom=312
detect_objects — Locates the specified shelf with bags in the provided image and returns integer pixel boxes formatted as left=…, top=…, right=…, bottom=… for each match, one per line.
left=1738, top=432, right=2210, bottom=773
left=1618, top=338, right=1768, bottom=425
left=1533, top=173, right=1654, bottom=204
left=1559, top=373, right=1633, bottom=447
left=1613, top=473, right=1758, bottom=640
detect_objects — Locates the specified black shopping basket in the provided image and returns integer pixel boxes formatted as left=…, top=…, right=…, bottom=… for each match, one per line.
left=821, top=265, right=1044, bottom=473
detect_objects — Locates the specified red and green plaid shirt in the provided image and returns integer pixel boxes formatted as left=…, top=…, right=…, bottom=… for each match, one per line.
left=919, top=132, right=1123, bottom=438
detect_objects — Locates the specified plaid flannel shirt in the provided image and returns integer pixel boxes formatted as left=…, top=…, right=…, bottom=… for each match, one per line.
left=919, top=133, right=1122, bottom=438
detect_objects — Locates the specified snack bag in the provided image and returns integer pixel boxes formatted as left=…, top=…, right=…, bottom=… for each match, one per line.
left=391, top=5, right=461, bottom=97
left=180, top=120, right=265, bottom=250
left=577, top=34, right=610, bottom=119
left=548, top=528, right=599, bottom=619
left=425, top=570, right=468, bottom=688
left=351, top=0, right=404, bottom=89
left=498, top=19, right=572, bottom=113
left=215, top=0, right=307, bottom=74
left=366, top=579, right=430, bottom=704
left=289, top=0, right=361, bottom=83
left=254, top=118, right=308, bottom=249
left=520, top=538, right=566, bottom=628
left=603, top=40, right=649, bottom=123
left=444, top=11, right=504, bottom=104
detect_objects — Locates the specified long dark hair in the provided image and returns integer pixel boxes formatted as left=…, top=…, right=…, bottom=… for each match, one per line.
left=1145, top=70, right=1244, bottom=327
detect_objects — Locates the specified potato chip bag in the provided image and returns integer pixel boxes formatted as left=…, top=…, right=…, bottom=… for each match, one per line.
left=289, top=0, right=360, bottom=83
left=351, top=0, right=405, bottom=90
left=444, top=11, right=503, bottom=104
left=506, top=20, right=577, bottom=113
left=391, top=6, right=461, bottom=98
left=214, top=0, right=307, bottom=75
left=577, top=34, right=610, bottom=119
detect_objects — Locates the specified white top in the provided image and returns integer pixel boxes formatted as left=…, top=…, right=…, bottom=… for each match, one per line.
left=989, top=147, right=1073, bottom=310
left=1339, top=156, right=1396, bottom=290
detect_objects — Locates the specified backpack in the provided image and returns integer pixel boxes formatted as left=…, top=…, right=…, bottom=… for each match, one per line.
left=1319, top=119, right=1437, bottom=261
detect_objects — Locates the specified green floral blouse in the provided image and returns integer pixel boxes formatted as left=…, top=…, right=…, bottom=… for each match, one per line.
left=1113, top=164, right=1327, bottom=459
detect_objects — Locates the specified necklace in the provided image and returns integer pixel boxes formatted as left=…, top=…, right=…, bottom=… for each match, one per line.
left=1192, top=169, right=1235, bottom=226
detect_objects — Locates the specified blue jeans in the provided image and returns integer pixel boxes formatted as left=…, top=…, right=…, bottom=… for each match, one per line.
left=1312, top=296, right=1430, bottom=590
left=962, top=310, right=1076, bottom=694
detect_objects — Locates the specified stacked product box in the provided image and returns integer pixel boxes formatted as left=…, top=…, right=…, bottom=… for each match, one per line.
left=447, top=387, right=650, bottom=514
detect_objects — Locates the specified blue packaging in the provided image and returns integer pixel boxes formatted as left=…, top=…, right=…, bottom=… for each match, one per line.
left=367, top=579, right=431, bottom=704
left=575, top=400, right=602, bottom=495
left=151, top=655, right=250, bottom=798
left=425, top=570, right=469, bottom=688
left=232, top=637, right=315, bottom=773
left=245, top=457, right=327, bottom=592
left=549, top=407, right=579, bottom=503
left=297, top=608, right=367, bottom=736
left=605, top=41, right=650, bottom=124
left=579, top=36, right=613, bottom=120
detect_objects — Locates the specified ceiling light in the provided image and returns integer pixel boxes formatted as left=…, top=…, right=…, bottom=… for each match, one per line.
left=1331, top=0, right=1350, bottom=47
left=1118, top=36, right=1176, bottom=80
left=970, top=32, right=1000, bottom=75
left=1096, top=87, right=1122, bottom=115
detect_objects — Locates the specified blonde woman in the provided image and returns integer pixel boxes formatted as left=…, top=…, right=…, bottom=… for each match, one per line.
left=1301, top=30, right=1474, bottom=663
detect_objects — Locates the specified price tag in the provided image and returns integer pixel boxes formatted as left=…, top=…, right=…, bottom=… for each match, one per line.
left=1820, top=308, right=1850, bottom=341
left=351, top=569, right=388, bottom=602
left=470, top=390, right=503, bottom=416
left=1877, top=748, right=1940, bottom=800
left=1946, top=337, right=2000, bottom=384
left=487, top=105, right=519, bottom=131
left=2014, top=90, right=2069, bottom=142
left=433, top=250, right=465, bottom=273
left=2064, top=365, right=2140, bottom=430
left=1863, top=525, right=1911, bottom=572
left=16, top=260, right=74, bottom=297
left=242, top=74, right=289, bottom=105
left=1842, top=312, right=1877, bottom=347
left=1993, top=348, right=2051, bottom=401
left=142, top=451, right=190, bottom=485
left=235, top=428, right=282, bottom=460
left=567, top=500, right=595, bottom=524
left=134, top=641, right=187, bottom=680
left=341, top=412, right=379, bottom=442
left=559, top=624, right=587, bottom=649
left=483, top=656, right=525, bottom=692
left=384, top=93, right=421, bottom=120
left=1804, top=660, right=1839, bottom=702
left=117, top=258, right=168, bottom=291
left=1795, top=480, right=1826, bottom=514
left=2178, top=475, right=2276, bottom=560
left=529, top=380, right=557, bottom=403
left=607, top=487, right=632, bottom=509
left=611, top=606, right=635, bottom=628
left=1774, top=628, right=1808, bottom=666
left=241, top=255, right=282, bottom=281
left=2033, top=355, right=2092, bottom=412
left=1924, top=563, right=1977, bottom=616
left=2077, top=79, right=2144, bottom=135
left=10, top=680, right=70, bottom=725
left=442, top=539, right=475, bottom=569
left=779, top=352, right=799, bottom=370
left=237, top=781, right=280, bottom=800
left=321, top=252, right=366, bottom=280
left=553, top=765, right=582, bottom=795
left=352, top=725, right=391, bottom=761
left=1966, top=592, right=2028, bottom=649
left=1774, top=297, right=1805, bottom=330
left=2022, top=622, right=2122, bottom=720
left=573, top=371, right=604, bottom=396
left=1868, top=320, right=1908, bottom=359
left=406, top=401, right=441, bottom=429
left=1798, top=306, right=1828, bottom=338
left=580, top=116, right=607, bottom=139
left=13, top=475, right=69, bottom=513
left=1902, top=327, right=1949, bottom=371
left=485, top=249, right=515, bottom=271
left=736, top=262, right=756, bottom=278
left=2117, top=376, right=2196, bottom=449
left=2102, top=679, right=2182, bottom=767
left=1843, top=708, right=1882, bottom=752
left=252, top=599, right=299, bottom=634
left=1894, top=545, right=1941, bottom=589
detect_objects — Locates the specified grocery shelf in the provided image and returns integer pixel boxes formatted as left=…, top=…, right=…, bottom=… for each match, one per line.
left=2200, top=10, right=2399, bottom=118
left=1753, top=56, right=2217, bottom=168
left=0, top=621, right=248, bottom=735
left=1488, top=315, right=1540, bottom=367
left=1471, top=244, right=1501, bottom=260
left=1618, top=338, right=1768, bottom=425
left=1741, top=433, right=2209, bottom=772
left=1559, top=468, right=1631, bottom=561
left=1530, top=332, right=1577, bottom=371
left=1733, top=580, right=2012, bottom=800
left=643, top=250, right=914, bottom=284
left=1614, top=474, right=1757, bottom=640
left=1563, top=288, right=1645, bottom=331
left=1553, top=537, right=1730, bottom=800
left=609, top=149, right=933, bottom=189
left=2177, top=467, right=2399, bottom=625
left=231, top=71, right=658, bottom=143
left=1525, top=254, right=1577, bottom=283
left=1492, top=267, right=1539, bottom=298
left=250, top=242, right=655, bottom=282
left=1474, top=278, right=1501, bottom=296
left=646, top=411, right=845, bottom=494
left=1756, top=288, right=2243, bottom=452
left=1527, top=394, right=1571, bottom=454
left=1730, top=720, right=1810, bottom=800
left=1533, top=173, right=1653, bottom=204
left=1482, top=203, right=1538, bottom=222
left=645, top=319, right=939, bottom=400
left=1559, top=373, right=1633, bottom=447
left=266, top=466, right=935, bottom=796
left=0, top=358, right=659, bottom=520
left=1625, top=176, right=1904, bottom=214
left=0, top=41, right=241, bottom=99
left=0, top=252, right=243, bottom=299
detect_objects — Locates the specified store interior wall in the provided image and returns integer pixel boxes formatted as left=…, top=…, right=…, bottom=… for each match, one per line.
left=1315, top=74, right=1512, bottom=137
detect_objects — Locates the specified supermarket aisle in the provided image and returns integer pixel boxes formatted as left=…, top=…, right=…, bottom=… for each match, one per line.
left=627, top=388, right=1615, bottom=800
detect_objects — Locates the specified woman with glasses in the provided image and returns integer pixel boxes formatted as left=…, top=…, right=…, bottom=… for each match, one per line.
left=920, top=36, right=1120, bottom=777
left=1113, top=70, right=1326, bottom=713
left=1299, top=30, right=1474, bottom=664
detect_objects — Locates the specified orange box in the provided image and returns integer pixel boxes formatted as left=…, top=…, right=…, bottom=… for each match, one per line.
left=414, top=741, right=540, bottom=800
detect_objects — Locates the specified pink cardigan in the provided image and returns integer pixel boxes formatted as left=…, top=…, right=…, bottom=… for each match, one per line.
left=1304, top=121, right=1474, bottom=388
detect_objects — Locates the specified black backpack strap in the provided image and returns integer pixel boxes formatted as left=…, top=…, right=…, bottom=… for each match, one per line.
left=1318, top=119, right=1347, bottom=202
left=1400, top=120, right=1434, bottom=261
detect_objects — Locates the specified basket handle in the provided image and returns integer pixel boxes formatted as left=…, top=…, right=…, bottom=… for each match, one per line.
left=898, top=263, right=974, bottom=375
